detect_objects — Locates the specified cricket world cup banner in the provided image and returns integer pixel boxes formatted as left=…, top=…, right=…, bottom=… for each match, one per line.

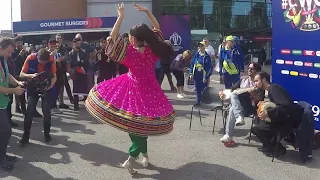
left=159, top=15, right=191, bottom=55
left=273, top=0, right=320, bottom=130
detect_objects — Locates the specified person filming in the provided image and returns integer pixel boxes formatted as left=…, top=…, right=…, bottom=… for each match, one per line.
left=19, top=48, right=57, bottom=145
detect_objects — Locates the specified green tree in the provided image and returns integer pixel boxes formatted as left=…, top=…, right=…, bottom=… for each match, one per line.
left=160, top=0, right=188, bottom=15
left=231, top=15, right=250, bottom=29
left=211, top=0, right=233, bottom=33
left=251, top=3, right=268, bottom=28
left=189, top=0, right=203, bottom=30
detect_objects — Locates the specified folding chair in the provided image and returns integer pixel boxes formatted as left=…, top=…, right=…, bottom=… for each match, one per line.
left=189, top=87, right=226, bottom=134
left=248, top=114, right=257, bottom=143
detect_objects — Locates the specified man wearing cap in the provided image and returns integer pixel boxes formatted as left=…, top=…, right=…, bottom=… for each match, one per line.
left=219, top=35, right=245, bottom=89
left=189, top=41, right=212, bottom=104
left=19, top=48, right=57, bottom=145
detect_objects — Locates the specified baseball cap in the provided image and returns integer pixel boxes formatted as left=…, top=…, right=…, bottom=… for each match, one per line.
left=197, top=41, right=206, bottom=46
left=225, top=35, right=234, bottom=41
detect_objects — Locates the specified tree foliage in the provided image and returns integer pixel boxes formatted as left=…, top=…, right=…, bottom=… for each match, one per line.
left=160, top=0, right=270, bottom=33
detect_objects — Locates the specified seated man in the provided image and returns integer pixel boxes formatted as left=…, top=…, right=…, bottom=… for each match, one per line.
left=252, top=71, right=304, bottom=156
left=219, top=63, right=264, bottom=143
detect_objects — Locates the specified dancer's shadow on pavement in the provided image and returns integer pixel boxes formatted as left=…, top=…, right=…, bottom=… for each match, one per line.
left=1, top=131, right=129, bottom=179
left=132, top=162, right=254, bottom=180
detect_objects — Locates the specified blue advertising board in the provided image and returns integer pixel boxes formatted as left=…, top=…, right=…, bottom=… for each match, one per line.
left=272, top=0, right=320, bottom=130
left=159, top=15, right=191, bottom=55
left=12, top=17, right=117, bottom=33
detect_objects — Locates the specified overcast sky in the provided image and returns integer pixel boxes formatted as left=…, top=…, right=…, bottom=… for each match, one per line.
left=0, top=0, right=21, bottom=30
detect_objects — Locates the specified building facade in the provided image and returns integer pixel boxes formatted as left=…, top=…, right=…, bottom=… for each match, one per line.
left=19, top=0, right=153, bottom=33
left=20, top=0, right=87, bottom=21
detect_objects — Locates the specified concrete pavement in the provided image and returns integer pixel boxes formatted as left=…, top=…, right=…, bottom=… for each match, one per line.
left=2, top=69, right=320, bottom=180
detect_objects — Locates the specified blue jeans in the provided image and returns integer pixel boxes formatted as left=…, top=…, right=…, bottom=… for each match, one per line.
left=225, top=93, right=244, bottom=136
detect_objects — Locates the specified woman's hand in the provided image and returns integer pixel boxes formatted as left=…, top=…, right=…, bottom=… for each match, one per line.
left=133, top=3, right=148, bottom=12
left=116, top=3, right=124, bottom=17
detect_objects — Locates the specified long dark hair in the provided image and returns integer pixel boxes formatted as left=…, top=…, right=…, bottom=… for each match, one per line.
left=129, top=23, right=174, bottom=63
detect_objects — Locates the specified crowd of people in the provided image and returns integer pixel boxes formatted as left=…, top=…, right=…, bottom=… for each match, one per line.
left=0, top=2, right=312, bottom=176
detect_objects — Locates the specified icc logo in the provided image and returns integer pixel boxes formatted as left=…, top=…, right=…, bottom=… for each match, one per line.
left=169, top=32, right=182, bottom=46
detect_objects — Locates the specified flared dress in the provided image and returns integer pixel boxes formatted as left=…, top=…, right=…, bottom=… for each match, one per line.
left=85, top=30, right=176, bottom=137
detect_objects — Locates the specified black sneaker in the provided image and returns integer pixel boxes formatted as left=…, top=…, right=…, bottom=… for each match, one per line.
left=59, top=104, right=69, bottom=109
left=0, top=159, right=13, bottom=172
left=19, top=138, right=30, bottom=146
left=74, top=106, right=79, bottom=111
left=4, top=155, right=17, bottom=163
left=44, top=135, right=52, bottom=143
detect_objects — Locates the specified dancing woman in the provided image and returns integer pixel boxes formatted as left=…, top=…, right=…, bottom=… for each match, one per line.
left=85, top=3, right=176, bottom=175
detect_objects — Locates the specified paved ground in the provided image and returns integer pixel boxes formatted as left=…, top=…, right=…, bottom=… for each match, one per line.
left=2, top=65, right=320, bottom=180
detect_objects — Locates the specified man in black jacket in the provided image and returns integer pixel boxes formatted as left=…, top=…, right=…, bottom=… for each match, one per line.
left=252, top=71, right=304, bottom=156
left=11, top=37, right=27, bottom=114
left=95, top=38, right=116, bottom=83
left=55, top=34, right=71, bottom=108
left=69, top=38, right=90, bottom=111
left=219, top=63, right=264, bottom=143
left=11, top=37, right=42, bottom=118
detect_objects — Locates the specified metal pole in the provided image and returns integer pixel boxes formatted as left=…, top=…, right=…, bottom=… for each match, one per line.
left=10, top=0, right=13, bottom=31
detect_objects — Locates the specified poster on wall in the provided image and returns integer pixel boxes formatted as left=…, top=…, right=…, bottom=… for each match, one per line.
left=272, top=0, right=320, bottom=130
left=159, top=15, right=191, bottom=55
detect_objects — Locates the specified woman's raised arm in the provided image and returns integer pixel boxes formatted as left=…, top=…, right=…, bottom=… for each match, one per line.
left=133, top=3, right=160, bottom=30
left=109, top=3, right=125, bottom=41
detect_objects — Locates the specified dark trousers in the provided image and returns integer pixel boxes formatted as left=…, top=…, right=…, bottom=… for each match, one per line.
left=22, top=92, right=51, bottom=141
left=157, top=65, right=175, bottom=89
left=52, top=75, right=64, bottom=108
left=224, top=73, right=240, bottom=89
left=0, top=109, right=12, bottom=162
left=155, top=68, right=163, bottom=85
left=15, top=93, right=26, bottom=114
left=64, top=74, right=73, bottom=102
left=119, top=64, right=129, bottom=75
left=7, top=94, right=13, bottom=120
left=251, top=121, right=277, bottom=149
left=194, top=78, right=206, bottom=103
left=73, top=95, right=80, bottom=109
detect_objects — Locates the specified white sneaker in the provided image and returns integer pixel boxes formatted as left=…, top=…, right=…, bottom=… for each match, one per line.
left=235, top=116, right=245, bottom=126
left=177, top=94, right=184, bottom=99
left=122, top=159, right=138, bottom=175
left=182, top=93, right=188, bottom=98
left=220, top=134, right=233, bottom=143
left=141, top=153, right=149, bottom=167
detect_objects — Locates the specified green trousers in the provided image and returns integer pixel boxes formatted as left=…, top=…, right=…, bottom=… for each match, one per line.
left=128, top=134, right=148, bottom=158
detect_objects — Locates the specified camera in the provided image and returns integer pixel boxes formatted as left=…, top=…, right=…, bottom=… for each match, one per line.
left=24, top=71, right=52, bottom=95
